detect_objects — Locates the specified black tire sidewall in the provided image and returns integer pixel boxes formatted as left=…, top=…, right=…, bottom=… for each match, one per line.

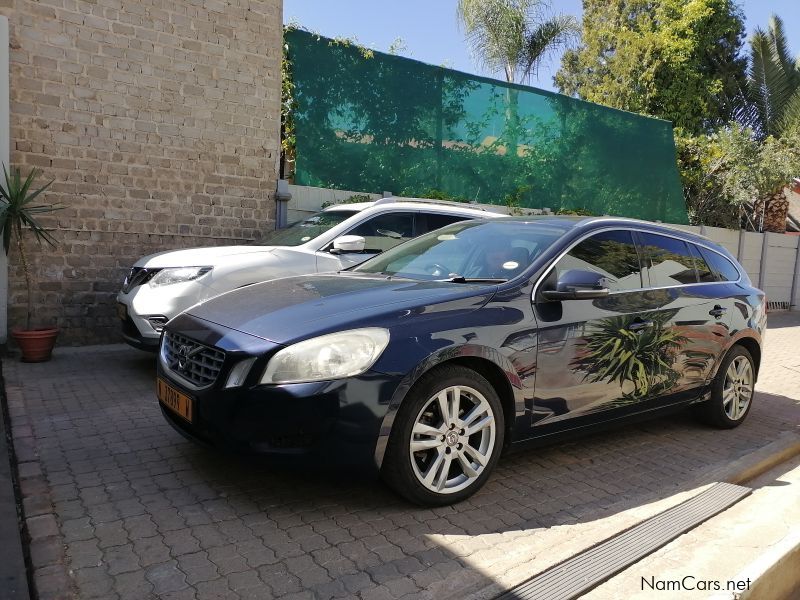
left=382, top=365, right=505, bottom=506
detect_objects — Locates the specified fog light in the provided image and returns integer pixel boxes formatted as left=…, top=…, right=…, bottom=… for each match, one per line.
left=147, top=316, right=168, bottom=332
left=225, top=358, right=256, bottom=389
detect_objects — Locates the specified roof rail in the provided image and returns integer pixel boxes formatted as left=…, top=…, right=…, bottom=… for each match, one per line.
left=373, top=196, right=492, bottom=212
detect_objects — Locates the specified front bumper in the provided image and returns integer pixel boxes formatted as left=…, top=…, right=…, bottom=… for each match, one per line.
left=157, top=366, right=403, bottom=471
left=117, top=282, right=207, bottom=350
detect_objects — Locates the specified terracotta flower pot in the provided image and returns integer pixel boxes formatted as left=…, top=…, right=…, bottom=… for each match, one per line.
left=11, top=328, right=59, bottom=362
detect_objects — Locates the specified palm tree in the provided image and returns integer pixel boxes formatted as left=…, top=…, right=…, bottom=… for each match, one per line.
left=738, top=15, right=800, bottom=232
left=457, top=0, right=578, bottom=156
left=456, top=0, right=579, bottom=85
left=0, top=166, right=58, bottom=331
left=743, top=15, right=800, bottom=138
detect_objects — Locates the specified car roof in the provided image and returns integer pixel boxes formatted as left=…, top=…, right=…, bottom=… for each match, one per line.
left=472, top=215, right=717, bottom=246
left=321, top=197, right=505, bottom=218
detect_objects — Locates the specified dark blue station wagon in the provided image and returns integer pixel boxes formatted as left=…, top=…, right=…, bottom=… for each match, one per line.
left=156, top=217, right=766, bottom=505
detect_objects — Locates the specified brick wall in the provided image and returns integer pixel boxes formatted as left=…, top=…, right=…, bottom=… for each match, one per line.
left=0, top=0, right=282, bottom=344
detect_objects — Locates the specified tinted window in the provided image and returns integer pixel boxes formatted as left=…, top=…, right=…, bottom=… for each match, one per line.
left=689, top=244, right=716, bottom=283
left=417, top=213, right=468, bottom=234
left=639, top=232, right=698, bottom=286
left=699, top=246, right=741, bottom=282
left=258, top=210, right=358, bottom=247
left=554, top=230, right=643, bottom=292
left=348, top=212, right=415, bottom=252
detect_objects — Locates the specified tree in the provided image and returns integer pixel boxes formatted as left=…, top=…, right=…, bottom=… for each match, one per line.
left=677, top=126, right=800, bottom=232
left=456, top=0, right=578, bottom=84
left=0, top=166, right=58, bottom=330
left=739, top=15, right=800, bottom=138
left=555, top=0, right=748, bottom=134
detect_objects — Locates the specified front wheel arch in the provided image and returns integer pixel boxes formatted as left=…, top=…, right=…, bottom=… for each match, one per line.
left=372, top=347, right=522, bottom=470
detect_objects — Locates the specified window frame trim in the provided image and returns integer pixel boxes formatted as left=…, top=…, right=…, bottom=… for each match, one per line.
left=532, top=226, right=744, bottom=303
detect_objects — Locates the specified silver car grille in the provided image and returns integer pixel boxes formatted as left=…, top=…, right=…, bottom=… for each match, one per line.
left=161, top=331, right=225, bottom=388
left=122, top=267, right=161, bottom=293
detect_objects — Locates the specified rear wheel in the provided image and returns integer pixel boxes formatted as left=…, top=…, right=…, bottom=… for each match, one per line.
left=382, top=365, right=504, bottom=506
left=695, top=345, right=755, bottom=429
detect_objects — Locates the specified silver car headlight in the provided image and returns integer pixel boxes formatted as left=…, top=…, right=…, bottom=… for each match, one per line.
left=260, top=328, right=390, bottom=384
left=149, top=267, right=212, bottom=287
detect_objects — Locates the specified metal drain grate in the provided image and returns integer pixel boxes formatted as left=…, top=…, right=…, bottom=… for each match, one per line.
left=766, top=301, right=790, bottom=312
left=497, top=482, right=751, bottom=600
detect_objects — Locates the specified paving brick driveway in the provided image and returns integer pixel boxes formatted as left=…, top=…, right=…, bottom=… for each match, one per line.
left=3, top=313, right=799, bottom=600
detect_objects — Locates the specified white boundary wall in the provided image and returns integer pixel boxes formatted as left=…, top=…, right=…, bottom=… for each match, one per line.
left=288, top=184, right=800, bottom=310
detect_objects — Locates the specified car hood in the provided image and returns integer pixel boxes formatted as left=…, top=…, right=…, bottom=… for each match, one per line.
left=185, top=273, right=496, bottom=345
left=134, top=245, right=278, bottom=268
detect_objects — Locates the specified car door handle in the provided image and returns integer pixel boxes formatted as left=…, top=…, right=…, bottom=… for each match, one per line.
left=709, top=305, right=727, bottom=318
left=627, top=320, right=654, bottom=332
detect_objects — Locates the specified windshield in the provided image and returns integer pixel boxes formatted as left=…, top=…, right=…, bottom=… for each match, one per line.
left=354, top=220, right=568, bottom=282
left=255, top=209, right=359, bottom=247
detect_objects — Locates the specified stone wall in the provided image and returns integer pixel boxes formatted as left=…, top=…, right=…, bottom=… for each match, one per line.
left=0, top=0, right=282, bottom=344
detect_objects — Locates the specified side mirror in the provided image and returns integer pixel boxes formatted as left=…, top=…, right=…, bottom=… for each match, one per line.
left=541, top=269, right=610, bottom=301
left=330, top=235, right=366, bottom=254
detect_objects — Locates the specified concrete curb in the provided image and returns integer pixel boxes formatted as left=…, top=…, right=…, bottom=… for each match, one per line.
left=725, top=431, right=800, bottom=486
left=708, top=528, right=800, bottom=600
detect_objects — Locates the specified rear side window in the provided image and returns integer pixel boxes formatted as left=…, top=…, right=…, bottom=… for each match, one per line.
left=554, top=230, right=644, bottom=292
left=638, top=232, right=698, bottom=286
left=417, top=213, right=468, bottom=234
left=688, top=244, right=716, bottom=283
left=698, top=246, right=741, bottom=282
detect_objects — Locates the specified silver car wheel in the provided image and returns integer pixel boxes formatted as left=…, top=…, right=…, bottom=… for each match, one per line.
left=722, top=355, right=754, bottom=421
left=409, top=385, right=496, bottom=495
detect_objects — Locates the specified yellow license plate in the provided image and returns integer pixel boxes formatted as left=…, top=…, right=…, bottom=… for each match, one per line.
left=157, top=378, right=193, bottom=423
left=117, top=302, right=128, bottom=321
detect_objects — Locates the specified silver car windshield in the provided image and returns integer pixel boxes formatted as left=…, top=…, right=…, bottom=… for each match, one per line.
left=354, top=220, right=567, bottom=282
left=255, top=210, right=359, bottom=247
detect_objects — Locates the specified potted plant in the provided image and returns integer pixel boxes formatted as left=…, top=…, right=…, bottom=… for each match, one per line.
left=0, top=165, right=61, bottom=362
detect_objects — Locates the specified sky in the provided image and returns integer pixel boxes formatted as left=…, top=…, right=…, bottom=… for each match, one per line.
left=283, top=0, right=800, bottom=92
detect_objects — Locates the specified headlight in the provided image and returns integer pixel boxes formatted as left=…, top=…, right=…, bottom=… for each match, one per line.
left=261, top=328, right=390, bottom=384
left=149, top=267, right=212, bottom=287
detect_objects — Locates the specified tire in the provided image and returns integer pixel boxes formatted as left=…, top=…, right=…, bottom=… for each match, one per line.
left=695, top=345, right=755, bottom=429
left=382, top=364, right=505, bottom=506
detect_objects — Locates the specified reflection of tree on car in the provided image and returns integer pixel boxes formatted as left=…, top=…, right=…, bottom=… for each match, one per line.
left=571, top=310, right=687, bottom=399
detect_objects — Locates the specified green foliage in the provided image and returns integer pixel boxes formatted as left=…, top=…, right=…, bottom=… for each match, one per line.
left=0, top=165, right=60, bottom=329
left=677, top=125, right=800, bottom=228
left=556, top=207, right=595, bottom=216
left=401, top=188, right=471, bottom=203
left=320, top=194, right=375, bottom=209
left=282, top=25, right=377, bottom=179
left=571, top=311, right=687, bottom=399
left=457, top=0, right=579, bottom=84
left=739, top=15, right=800, bottom=138
left=556, top=0, right=748, bottom=134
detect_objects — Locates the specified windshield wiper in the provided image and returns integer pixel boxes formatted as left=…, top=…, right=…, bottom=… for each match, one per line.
left=443, top=276, right=508, bottom=283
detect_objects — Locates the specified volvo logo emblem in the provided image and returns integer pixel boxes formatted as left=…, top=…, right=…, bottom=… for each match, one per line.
left=170, top=343, right=203, bottom=371
left=177, top=345, right=190, bottom=370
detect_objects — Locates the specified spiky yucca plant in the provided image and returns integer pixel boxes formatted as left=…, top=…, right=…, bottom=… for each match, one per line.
left=0, top=166, right=59, bottom=330
left=571, top=312, right=687, bottom=399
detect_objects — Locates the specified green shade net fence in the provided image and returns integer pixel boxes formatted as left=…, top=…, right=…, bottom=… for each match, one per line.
left=286, top=29, right=688, bottom=224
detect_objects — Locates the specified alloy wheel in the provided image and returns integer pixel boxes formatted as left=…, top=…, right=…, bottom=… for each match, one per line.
left=409, top=385, right=496, bottom=494
left=722, top=355, right=754, bottom=421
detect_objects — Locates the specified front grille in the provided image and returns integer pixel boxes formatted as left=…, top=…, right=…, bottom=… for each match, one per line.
left=122, top=267, right=161, bottom=293
left=161, top=331, right=225, bottom=388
